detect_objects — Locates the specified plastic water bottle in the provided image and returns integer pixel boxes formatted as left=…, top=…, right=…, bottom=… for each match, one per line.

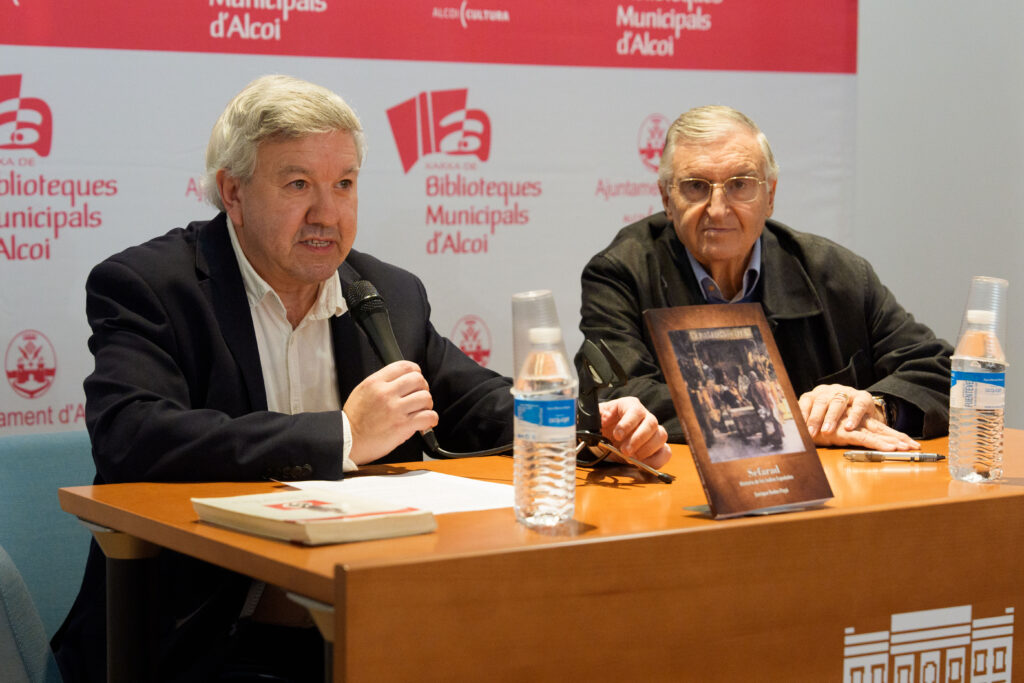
left=512, top=326, right=578, bottom=528
left=948, top=277, right=1009, bottom=483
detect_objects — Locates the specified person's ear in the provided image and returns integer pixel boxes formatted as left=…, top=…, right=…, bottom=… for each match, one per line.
left=765, top=178, right=777, bottom=217
left=217, top=169, right=244, bottom=226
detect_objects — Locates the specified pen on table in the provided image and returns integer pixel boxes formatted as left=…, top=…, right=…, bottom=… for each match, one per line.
left=579, top=440, right=675, bottom=483
left=619, top=451, right=676, bottom=483
left=843, top=451, right=946, bottom=463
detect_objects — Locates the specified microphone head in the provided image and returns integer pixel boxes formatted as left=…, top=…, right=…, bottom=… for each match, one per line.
left=345, top=280, right=387, bottom=318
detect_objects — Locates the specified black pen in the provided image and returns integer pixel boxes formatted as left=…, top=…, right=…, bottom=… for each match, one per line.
left=843, top=451, right=945, bottom=463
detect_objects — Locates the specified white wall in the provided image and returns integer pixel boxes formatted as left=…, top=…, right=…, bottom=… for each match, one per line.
left=854, top=0, right=1024, bottom=428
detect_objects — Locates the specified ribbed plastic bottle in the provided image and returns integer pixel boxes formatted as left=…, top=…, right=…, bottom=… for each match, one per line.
left=949, top=308, right=1007, bottom=483
left=512, top=326, right=578, bottom=527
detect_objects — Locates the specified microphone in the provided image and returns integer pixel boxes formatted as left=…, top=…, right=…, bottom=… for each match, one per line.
left=344, top=280, right=442, bottom=453
left=345, top=280, right=403, bottom=365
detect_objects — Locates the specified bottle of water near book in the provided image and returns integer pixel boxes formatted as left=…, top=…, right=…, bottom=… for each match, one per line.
left=511, top=291, right=578, bottom=528
left=948, top=276, right=1009, bottom=483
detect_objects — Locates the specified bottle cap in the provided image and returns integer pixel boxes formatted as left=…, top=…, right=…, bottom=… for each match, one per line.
left=511, top=290, right=562, bottom=378
left=528, top=327, right=562, bottom=344
left=954, top=276, right=1008, bottom=363
left=966, top=309, right=995, bottom=326
left=510, top=290, right=577, bottom=386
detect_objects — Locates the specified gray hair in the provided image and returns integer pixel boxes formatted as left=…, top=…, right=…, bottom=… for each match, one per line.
left=202, top=74, right=366, bottom=210
left=657, top=105, right=779, bottom=189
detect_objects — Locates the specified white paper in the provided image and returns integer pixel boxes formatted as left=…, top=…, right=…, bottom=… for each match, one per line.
left=289, top=471, right=513, bottom=515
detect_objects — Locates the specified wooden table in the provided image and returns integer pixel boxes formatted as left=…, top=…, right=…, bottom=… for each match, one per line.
left=60, top=433, right=1024, bottom=682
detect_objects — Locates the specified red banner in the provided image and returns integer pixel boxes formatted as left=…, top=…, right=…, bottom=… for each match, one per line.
left=2, top=0, right=856, bottom=73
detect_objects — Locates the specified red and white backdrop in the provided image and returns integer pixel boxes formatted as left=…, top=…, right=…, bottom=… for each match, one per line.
left=0, top=0, right=856, bottom=435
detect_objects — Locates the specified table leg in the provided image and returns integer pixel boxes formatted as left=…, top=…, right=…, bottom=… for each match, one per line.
left=79, top=520, right=160, bottom=683
left=105, top=555, right=159, bottom=682
left=287, top=592, right=335, bottom=683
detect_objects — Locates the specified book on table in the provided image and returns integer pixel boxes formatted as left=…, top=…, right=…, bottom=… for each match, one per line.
left=644, top=303, right=834, bottom=519
left=191, top=488, right=437, bottom=545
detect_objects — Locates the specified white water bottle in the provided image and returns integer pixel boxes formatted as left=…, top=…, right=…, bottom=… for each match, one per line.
left=948, top=276, right=1008, bottom=483
left=512, top=326, right=579, bottom=528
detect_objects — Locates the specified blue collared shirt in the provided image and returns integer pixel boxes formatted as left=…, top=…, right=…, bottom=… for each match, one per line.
left=685, top=237, right=762, bottom=304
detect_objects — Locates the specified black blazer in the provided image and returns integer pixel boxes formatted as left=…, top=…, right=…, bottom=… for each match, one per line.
left=578, top=214, right=953, bottom=441
left=53, top=213, right=514, bottom=681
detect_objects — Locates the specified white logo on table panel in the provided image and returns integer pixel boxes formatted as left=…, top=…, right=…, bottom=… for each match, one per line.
left=843, top=605, right=1014, bottom=683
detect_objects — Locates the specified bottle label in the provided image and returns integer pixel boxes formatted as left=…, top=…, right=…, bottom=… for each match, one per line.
left=950, top=371, right=1005, bottom=410
left=514, top=398, right=576, bottom=428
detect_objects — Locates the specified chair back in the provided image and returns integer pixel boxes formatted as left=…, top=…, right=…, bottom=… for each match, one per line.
left=0, top=431, right=95, bottom=646
left=0, top=543, right=60, bottom=683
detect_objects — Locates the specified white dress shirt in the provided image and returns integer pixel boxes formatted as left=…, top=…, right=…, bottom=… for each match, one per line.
left=226, top=217, right=356, bottom=472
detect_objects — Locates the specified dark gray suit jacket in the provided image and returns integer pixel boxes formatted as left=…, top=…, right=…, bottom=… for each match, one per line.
left=54, top=213, right=513, bottom=681
left=577, top=213, right=953, bottom=442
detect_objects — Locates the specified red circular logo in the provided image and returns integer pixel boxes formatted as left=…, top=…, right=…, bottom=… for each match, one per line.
left=451, top=315, right=492, bottom=367
left=5, top=329, right=57, bottom=399
left=637, top=113, right=669, bottom=173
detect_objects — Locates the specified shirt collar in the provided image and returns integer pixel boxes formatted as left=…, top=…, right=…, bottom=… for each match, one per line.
left=685, top=237, right=762, bottom=304
left=226, top=215, right=347, bottom=321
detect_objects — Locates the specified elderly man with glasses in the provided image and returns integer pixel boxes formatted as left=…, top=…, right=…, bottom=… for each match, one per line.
left=577, top=105, right=952, bottom=449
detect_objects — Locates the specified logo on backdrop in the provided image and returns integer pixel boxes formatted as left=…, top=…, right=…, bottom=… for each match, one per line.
left=430, top=3, right=511, bottom=29
left=208, top=0, right=328, bottom=42
left=592, top=113, right=664, bottom=225
left=0, top=74, right=52, bottom=158
left=0, top=74, right=119, bottom=262
left=387, top=89, right=491, bottom=173
left=638, top=113, right=668, bottom=173
left=842, top=604, right=1014, bottom=682
left=614, top=3, right=713, bottom=57
left=388, top=88, right=544, bottom=256
left=451, top=315, right=492, bottom=367
left=5, top=329, right=56, bottom=399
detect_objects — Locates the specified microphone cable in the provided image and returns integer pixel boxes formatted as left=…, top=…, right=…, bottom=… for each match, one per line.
left=426, top=434, right=513, bottom=459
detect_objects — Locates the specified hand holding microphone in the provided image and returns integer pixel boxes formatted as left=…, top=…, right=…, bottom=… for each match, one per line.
left=344, top=281, right=442, bottom=458
left=344, top=280, right=513, bottom=459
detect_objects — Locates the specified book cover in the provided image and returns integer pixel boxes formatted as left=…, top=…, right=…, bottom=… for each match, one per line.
left=644, top=304, right=833, bottom=518
left=191, top=489, right=437, bottom=545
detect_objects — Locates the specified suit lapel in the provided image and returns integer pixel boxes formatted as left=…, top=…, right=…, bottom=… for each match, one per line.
left=195, top=214, right=269, bottom=411
left=759, top=221, right=822, bottom=324
left=655, top=217, right=706, bottom=308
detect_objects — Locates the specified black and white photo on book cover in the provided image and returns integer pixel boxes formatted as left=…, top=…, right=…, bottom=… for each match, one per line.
left=668, top=324, right=803, bottom=463
left=645, top=304, right=833, bottom=518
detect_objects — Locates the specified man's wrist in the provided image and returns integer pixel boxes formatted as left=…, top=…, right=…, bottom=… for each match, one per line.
left=340, top=410, right=357, bottom=472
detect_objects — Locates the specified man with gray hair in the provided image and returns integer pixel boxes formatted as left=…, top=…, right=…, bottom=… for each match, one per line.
left=54, top=75, right=669, bottom=682
left=577, top=104, right=952, bottom=449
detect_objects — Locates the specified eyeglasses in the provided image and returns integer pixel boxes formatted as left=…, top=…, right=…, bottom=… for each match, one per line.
left=672, top=176, right=767, bottom=204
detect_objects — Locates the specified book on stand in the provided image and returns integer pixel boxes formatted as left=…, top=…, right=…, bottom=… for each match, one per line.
left=644, top=303, right=833, bottom=519
left=191, top=489, right=437, bottom=545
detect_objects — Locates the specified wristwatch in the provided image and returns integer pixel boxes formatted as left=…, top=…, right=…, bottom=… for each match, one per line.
left=872, top=395, right=897, bottom=427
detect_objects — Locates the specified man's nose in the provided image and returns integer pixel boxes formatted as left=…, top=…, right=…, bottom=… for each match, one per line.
left=705, top=183, right=731, bottom=217
left=306, top=186, right=340, bottom=225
